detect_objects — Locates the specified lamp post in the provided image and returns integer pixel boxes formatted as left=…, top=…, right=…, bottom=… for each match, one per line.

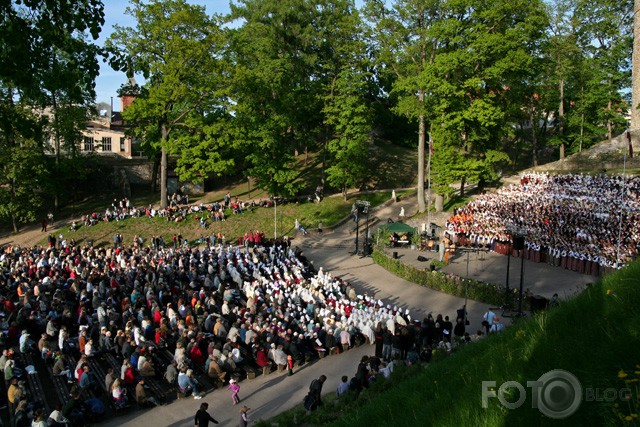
left=505, top=225, right=528, bottom=315
left=517, top=245, right=526, bottom=317
left=465, top=249, right=471, bottom=316
left=351, top=203, right=359, bottom=255
left=459, top=247, right=489, bottom=325
left=363, top=205, right=370, bottom=256
left=505, top=241, right=512, bottom=307
left=355, top=200, right=370, bottom=256
left=273, top=197, right=277, bottom=240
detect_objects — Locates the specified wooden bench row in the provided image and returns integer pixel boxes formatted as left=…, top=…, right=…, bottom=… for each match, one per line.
left=103, top=352, right=169, bottom=405
left=16, top=353, right=51, bottom=416
left=46, top=362, right=73, bottom=406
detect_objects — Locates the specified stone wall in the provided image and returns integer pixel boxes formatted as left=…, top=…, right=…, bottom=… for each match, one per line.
left=112, top=159, right=155, bottom=185
left=105, top=158, right=154, bottom=198
left=108, top=158, right=204, bottom=196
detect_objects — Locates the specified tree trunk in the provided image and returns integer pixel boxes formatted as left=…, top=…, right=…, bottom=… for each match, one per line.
left=52, top=92, right=60, bottom=212
left=607, top=99, right=613, bottom=140
left=151, top=154, right=160, bottom=193
left=321, top=129, right=328, bottom=188
left=579, top=110, right=585, bottom=152
left=160, top=124, right=168, bottom=209
left=435, top=193, right=444, bottom=212
left=559, top=78, right=565, bottom=161
left=477, top=176, right=486, bottom=194
left=579, top=85, right=585, bottom=152
left=417, top=90, right=426, bottom=213
left=460, top=176, right=466, bottom=198
left=530, top=104, right=538, bottom=167
left=632, top=0, right=640, bottom=130
left=11, top=179, right=18, bottom=233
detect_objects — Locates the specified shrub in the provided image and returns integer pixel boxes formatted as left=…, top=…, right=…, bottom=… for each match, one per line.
left=371, top=246, right=512, bottom=306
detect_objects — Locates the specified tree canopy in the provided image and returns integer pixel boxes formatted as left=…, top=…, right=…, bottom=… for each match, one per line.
left=106, top=0, right=232, bottom=208
left=102, top=0, right=636, bottom=204
left=0, top=0, right=104, bottom=231
left=0, top=0, right=636, bottom=228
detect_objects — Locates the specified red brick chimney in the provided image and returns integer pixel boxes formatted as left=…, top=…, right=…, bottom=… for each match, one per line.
left=119, top=77, right=138, bottom=112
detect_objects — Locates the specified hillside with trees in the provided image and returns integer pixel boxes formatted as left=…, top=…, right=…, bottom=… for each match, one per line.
left=0, top=0, right=635, bottom=232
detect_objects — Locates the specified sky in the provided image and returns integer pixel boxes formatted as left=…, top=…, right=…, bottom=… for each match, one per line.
left=95, top=0, right=231, bottom=106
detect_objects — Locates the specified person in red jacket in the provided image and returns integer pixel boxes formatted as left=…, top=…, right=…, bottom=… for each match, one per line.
left=287, top=355, right=294, bottom=376
left=190, top=339, right=205, bottom=365
left=153, top=307, right=162, bottom=326
left=123, top=361, right=136, bottom=386
left=255, top=347, right=271, bottom=376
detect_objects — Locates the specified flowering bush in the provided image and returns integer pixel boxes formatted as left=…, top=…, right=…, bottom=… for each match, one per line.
left=614, top=366, right=640, bottom=424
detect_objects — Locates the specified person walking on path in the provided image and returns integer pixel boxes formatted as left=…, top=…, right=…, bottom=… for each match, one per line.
left=239, top=406, right=251, bottom=427
left=194, top=402, right=219, bottom=427
left=287, top=354, right=294, bottom=376
left=304, top=374, right=327, bottom=413
left=295, top=219, right=308, bottom=235
left=228, top=378, right=241, bottom=405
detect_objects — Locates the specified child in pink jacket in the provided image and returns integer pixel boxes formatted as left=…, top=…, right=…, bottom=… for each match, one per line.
left=228, top=378, right=241, bottom=404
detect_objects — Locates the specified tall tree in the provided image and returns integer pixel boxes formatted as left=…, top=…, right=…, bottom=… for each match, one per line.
left=440, top=0, right=546, bottom=184
left=367, top=0, right=546, bottom=203
left=106, top=0, right=230, bottom=208
left=364, top=0, right=444, bottom=213
left=0, top=0, right=104, bottom=230
left=574, top=0, right=633, bottom=140
left=323, top=67, right=373, bottom=198
left=315, top=0, right=372, bottom=196
left=229, top=0, right=325, bottom=196
left=631, top=0, right=640, bottom=130
left=0, top=96, right=50, bottom=232
left=544, top=0, right=582, bottom=161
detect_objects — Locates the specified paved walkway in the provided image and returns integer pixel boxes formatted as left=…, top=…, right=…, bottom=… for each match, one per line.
left=384, top=245, right=594, bottom=300
left=97, top=196, right=597, bottom=426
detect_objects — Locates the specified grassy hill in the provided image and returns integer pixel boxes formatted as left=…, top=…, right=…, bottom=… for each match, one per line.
left=32, top=190, right=402, bottom=248
left=259, top=262, right=640, bottom=427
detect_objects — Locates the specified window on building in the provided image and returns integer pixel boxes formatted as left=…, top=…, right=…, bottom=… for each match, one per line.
left=83, top=137, right=94, bottom=152
left=120, top=137, right=125, bottom=152
left=102, top=137, right=112, bottom=152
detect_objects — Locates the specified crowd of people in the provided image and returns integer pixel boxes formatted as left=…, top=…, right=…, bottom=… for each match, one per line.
left=79, top=192, right=262, bottom=230
left=305, top=306, right=493, bottom=412
left=0, top=225, right=482, bottom=426
left=446, top=172, right=640, bottom=273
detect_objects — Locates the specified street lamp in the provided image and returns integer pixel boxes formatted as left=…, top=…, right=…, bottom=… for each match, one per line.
left=459, top=247, right=489, bottom=325
left=351, top=203, right=359, bottom=255
left=354, top=200, right=370, bottom=256
left=504, top=225, right=528, bottom=316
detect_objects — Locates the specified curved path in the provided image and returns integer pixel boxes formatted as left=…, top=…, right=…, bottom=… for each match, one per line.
left=99, top=197, right=596, bottom=426
left=2, top=197, right=594, bottom=426
left=98, top=199, right=494, bottom=427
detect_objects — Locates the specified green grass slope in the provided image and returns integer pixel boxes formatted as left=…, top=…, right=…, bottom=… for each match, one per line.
left=330, top=263, right=640, bottom=427
left=257, top=263, right=639, bottom=427
left=36, top=191, right=399, bottom=248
